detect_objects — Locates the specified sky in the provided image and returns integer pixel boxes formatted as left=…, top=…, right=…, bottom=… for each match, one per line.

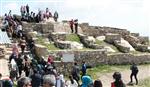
left=0, top=0, right=150, bottom=38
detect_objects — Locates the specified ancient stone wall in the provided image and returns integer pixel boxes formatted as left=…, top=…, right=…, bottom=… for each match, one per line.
left=107, top=53, right=150, bottom=64
left=80, top=24, right=130, bottom=37
left=50, top=50, right=150, bottom=75
left=22, top=22, right=54, bottom=33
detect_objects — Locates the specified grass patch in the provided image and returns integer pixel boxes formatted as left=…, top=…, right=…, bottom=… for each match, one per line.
left=36, top=36, right=60, bottom=50
left=87, top=64, right=130, bottom=79
left=130, top=51, right=142, bottom=54
left=134, top=77, right=150, bottom=87
left=95, top=40, right=119, bottom=52
left=66, top=34, right=80, bottom=42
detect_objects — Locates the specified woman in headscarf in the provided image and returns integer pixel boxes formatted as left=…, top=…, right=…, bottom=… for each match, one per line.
left=81, top=75, right=93, bottom=87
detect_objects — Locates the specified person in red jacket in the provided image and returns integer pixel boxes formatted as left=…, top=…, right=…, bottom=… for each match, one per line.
left=47, top=55, right=54, bottom=64
left=111, top=72, right=126, bottom=87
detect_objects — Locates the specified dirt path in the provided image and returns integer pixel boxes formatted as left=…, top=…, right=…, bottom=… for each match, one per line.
left=98, top=65, right=150, bottom=87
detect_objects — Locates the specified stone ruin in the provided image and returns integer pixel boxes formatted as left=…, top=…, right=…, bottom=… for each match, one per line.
left=22, top=20, right=150, bottom=74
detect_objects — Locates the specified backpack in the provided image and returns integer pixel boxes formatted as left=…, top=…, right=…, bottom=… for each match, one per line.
left=131, top=65, right=138, bottom=73
left=3, top=80, right=13, bottom=87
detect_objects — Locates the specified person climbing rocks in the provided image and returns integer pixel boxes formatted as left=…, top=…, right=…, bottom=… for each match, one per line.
left=129, top=63, right=139, bottom=85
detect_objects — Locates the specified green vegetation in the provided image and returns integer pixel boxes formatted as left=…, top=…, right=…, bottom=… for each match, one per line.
left=87, top=64, right=130, bottom=79
left=36, top=36, right=60, bottom=50
left=135, top=78, right=150, bottom=87
left=66, top=34, right=80, bottom=43
left=95, top=40, right=119, bottom=52
left=130, top=51, right=142, bottom=54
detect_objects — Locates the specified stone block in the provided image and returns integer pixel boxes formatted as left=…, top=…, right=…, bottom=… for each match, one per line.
left=55, top=41, right=83, bottom=50
left=136, top=44, right=148, bottom=52
left=41, top=23, right=54, bottom=33
left=90, top=44, right=104, bottom=49
left=131, top=33, right=139, bottom=37
left=35, top=44, right=49, bottom=58
left=55, top=41, right=71, bottom=49
left=49, top=32, right=67, bottom=42
left=138, top=36, right=149, bottom=45
left=105, top=33, right=121, bottom=44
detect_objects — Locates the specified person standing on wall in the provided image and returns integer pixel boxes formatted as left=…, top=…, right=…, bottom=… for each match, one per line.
left=69, top=19, right=74, bottom=33
left=74, top=19, right=78, bottom=34
left=26, top=4, right=29, bottom=17
left=53, top=11, right=59, bottom=22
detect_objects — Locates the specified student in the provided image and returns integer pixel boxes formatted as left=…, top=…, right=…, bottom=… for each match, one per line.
left=81, top=61, right=87, bottom=77
left=81, top=75, right=93, bottom=87
left=26, top=4, right=29, bottom=15
left=20, top=37, right=26, bottom=54
left=94, top=79, right=103, bottom=87
left=130, top=63, right=139, bottom=85
left=65, top=75, right=78, bottom=87
left=71, top=62, right=80, bottom=85
left=56, top=74, right=65, bottom=87
left=42, top=75, right=56, bottom=87
left=31, top=69, right=42, bottom=87
left=74, top=19, right=78, bottom=34
left=17, top=77, right=32, bottom=87
left=45, top=8, right=52, bottom=19
left=47, top=55, right=54, bottom=65
left=69, top=19, right=74, bottom=33
left=111, top=72, right=126, bottom=87
left=53, top=11, right=59, bottom=22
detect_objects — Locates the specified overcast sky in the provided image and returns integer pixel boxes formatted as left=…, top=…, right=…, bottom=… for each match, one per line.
left=0, top=0, right=150, bottom=38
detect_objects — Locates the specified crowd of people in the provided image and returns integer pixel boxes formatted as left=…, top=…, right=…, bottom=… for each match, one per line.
left=20, top=4, right=59, bottom=23
left=0, top=4, right=140, bottom=87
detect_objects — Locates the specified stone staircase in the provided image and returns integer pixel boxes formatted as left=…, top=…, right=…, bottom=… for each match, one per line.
left=0, top=46, right=30, bottom=78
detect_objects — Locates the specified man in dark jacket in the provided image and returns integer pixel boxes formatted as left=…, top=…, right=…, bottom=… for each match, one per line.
left=26, top=4, right=29, bottom=14
left=31, top=69, right=42, bottom=87
left=74, top=19, right=78, bottom=34
left=81, top=61, right=87, bottom=77
left=53, top=11, right=59, bottom=22
left=71, top=62, right=80, bottom=85
left=130, top=63, right=139, bottom=85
